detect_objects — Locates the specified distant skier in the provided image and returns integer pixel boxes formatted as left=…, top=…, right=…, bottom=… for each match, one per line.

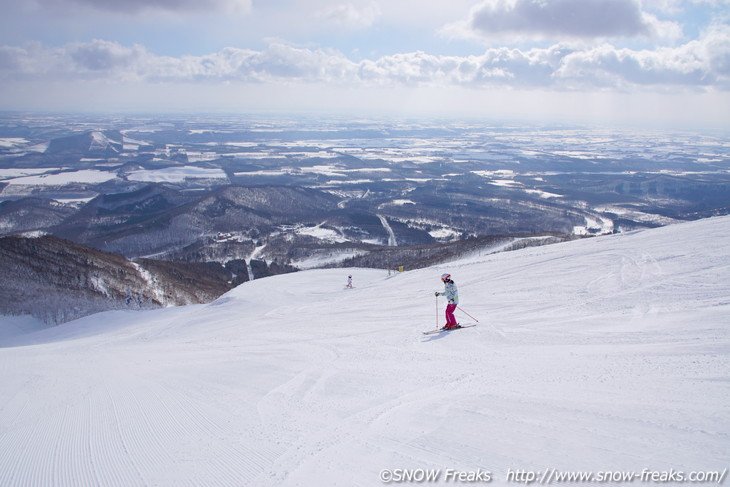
left=346, top=274, right=353, bottom=288
left=435, top=273, right=459, bottom=329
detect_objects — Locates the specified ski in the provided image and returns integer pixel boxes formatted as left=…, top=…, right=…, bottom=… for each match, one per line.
left=422, top=324, right=477, bottom=335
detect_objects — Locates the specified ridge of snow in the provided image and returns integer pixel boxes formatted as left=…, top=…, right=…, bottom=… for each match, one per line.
left=1, top=216, right=728, bottom=486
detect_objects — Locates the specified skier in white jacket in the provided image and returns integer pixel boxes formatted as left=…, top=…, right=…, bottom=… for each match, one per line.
left=435, top=273, right=459, bottom=329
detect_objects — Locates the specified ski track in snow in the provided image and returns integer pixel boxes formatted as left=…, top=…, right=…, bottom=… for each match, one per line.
left=247, top=244, right=267, bottom=281
left=1, top=217, right=730, bottom=486
left=378, top=214, right=397, bottom=246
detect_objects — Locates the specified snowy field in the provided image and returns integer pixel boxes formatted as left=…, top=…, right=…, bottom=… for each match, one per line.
left=3, top=169, right=117, bottom=186
left=1, top=217, right=729, bottom=486
left=125, top=166, right=228, bottom=183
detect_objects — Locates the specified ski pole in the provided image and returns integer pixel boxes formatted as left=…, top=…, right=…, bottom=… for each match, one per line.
left=456, top=306, right=479, bottom=322
left=435, top=293, right=440, bottom=327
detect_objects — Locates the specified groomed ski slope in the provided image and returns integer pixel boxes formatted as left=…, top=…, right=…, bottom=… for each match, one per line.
left=1, top=216, right=729, bottom=486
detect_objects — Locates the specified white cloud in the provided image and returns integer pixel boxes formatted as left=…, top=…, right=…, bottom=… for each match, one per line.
left=0, top=40, right=149, bottom=80
left=555, top=44, right=706, bottom=89
left=357, top=47, right=567, bottom=87
left=69, top=39, right=146, bottom=72
left=316, top=1, right=381, bottom=28
left=1, top=27, right=729, bottom=91
left=555, top=26, right=730, bottom=89
left=32, top=0, right=251, bottom=14
left=127, top=43, right=359, bottom=84
left=702, top=25, right=730, bottom=77
left=641, top=0, right=683, bottom=14
left=445, top=0, right=682, bottom=42
left=0, top=46, right=26, bottom=70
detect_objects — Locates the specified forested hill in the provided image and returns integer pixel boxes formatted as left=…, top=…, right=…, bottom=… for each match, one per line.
left=0, top=235, right=233, bottom=324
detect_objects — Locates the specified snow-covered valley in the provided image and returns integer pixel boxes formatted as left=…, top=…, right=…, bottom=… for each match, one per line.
left=1, top=216, right=728, bottom=486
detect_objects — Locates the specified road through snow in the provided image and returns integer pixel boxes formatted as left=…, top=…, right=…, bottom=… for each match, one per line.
left=1, top=216, right=729, bottom=486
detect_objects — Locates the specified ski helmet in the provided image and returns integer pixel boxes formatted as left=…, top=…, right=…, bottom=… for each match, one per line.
left=441, top=273, right=451, bottom=281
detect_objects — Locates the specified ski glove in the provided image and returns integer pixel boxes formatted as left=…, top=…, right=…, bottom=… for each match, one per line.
left=435, top=292, right=440, bottom=296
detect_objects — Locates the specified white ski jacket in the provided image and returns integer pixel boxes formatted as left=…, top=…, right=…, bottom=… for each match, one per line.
left=440, top=281, right=459, bottom=304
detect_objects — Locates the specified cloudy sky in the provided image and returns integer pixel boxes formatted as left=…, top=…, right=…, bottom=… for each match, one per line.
left=1, top=0, right=728, bottom=126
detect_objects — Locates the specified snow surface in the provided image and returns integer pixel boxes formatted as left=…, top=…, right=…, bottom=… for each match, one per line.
left=1, top=217, right=729, bottom=486
left=0, top=315, right=50, bottom=341
left=0, top=138, right=29, bottom=149
left=0, top=168, right=56, bottom=180
left=4, top=169, right=116, bottom=186
left=294, top=224, right=348, bottom=244
left=126, top=166, right=228, bottom=183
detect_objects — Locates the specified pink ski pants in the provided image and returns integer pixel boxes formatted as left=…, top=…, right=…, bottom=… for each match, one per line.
left=445, top=304, right=457, bottom=325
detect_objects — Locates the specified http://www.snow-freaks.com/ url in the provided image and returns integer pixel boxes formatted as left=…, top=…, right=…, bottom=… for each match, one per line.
left=379, top=467, right=728, bottom=484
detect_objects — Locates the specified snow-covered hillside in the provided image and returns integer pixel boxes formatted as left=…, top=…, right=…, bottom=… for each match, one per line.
left=1, top=217, right=728, bottom=486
